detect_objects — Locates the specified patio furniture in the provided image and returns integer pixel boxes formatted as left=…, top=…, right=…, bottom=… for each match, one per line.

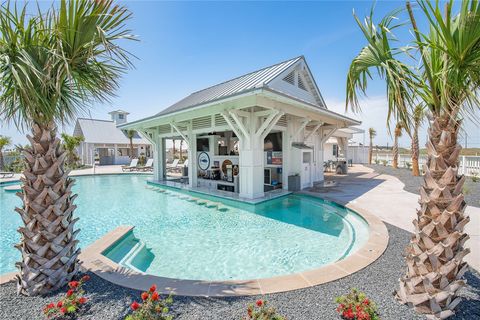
left=166, top=159, right=180, bottom=172
left=140, top=158, right=154, bottom=171
left=122, top=158, right=139, bottom=172
left=0, top=172, right=15, bottom=178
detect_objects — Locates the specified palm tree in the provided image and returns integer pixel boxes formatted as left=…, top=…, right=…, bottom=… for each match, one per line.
left=392, top=122, right=403, bottom=169
left=0, top=135, right=11, bottom=170
left=172, top=139, right=176, bottom=160
left=346, top=1, right=477, bottom=318
left=61, top=133, right=84, bottom=168
left=410, top=105, right=425, bottom=176
left=126, top=129, right=136, bottom=159
left=368, top=128, right=376, bottom=164
left=0, top=0, right=135, bottom=296
left=179, top=139, right=184, bottom=162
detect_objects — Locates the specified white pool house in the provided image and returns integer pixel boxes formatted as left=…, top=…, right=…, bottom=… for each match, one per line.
left=120, top=56, right=361, bottom=199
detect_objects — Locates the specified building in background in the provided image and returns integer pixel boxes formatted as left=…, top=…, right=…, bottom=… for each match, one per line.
left=73, top=110, right=151, bottom=165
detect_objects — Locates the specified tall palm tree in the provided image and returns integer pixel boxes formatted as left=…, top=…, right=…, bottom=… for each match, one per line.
left=368, top=128, right=376, bottom=164
left=61, top=133, right=84, bottom=168
left=126, top=129, right=136, bottom=159
left=0, top=135, right=11, bottom=170
left=0, top=0, right=135, bottom=296
left=346, top=1, right=478, bottom=318
left=392, top=122, right=403, bottom=169
left=411, top=105, right=425, bottom=176
left=172, top=138, right=176, bottom=160
left=179, top=139, right=184, bottom=162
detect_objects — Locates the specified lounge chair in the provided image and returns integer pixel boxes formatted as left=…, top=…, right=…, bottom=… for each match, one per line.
left=122, top=158, right=139, bottom=172
left=0, top=172, right=15, bottom=178
left=166, top=159, right=180, bottom=172
left=140, top=158, right=154, bottom=172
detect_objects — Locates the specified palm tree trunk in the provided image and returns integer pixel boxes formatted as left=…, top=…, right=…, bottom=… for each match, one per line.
left=396, top=115, right=470, bottom=319
left=369, top=140, right=373, bottom=165
left=412, top=128, right=420, bottom=176
left=15, top=122, right=80, bottom=296
left=0, top=148, right=4, bottom=171
left=129, top=137, right=134, bottom=159
left=393, top=136, right=399, bottom=168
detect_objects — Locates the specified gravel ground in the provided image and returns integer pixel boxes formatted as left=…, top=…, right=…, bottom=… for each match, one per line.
left=365, top=165, right=480, bottom=208
left=1, top=224, right=479, bottom=320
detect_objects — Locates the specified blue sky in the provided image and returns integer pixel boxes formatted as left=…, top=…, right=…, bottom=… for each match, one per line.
left=1, top=0, right=478, bottom=148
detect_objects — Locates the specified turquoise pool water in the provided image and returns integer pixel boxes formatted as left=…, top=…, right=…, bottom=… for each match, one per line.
left=0, top=175, right=369, bottom=280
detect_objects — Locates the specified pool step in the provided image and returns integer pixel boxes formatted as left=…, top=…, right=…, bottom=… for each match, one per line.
left=119, top=240, right=150, bottom=274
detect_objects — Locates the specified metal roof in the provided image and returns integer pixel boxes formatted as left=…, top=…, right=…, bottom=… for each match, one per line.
left=155, top=56, right=304, bottom=117
left=75, top=118, right=150, bottom=145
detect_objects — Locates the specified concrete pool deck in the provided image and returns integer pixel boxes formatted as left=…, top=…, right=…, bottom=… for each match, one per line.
left=304, top=165, right=480, bottom=272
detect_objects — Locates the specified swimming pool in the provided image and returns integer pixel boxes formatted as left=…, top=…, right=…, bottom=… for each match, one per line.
left=0, top=174, right=369, bottom=280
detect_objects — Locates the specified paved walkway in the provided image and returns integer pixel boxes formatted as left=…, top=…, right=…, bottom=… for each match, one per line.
left=307, top=165, right=480, bottom=272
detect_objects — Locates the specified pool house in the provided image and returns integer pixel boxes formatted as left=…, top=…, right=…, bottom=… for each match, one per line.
left=120, top=56, right=361, bottom=199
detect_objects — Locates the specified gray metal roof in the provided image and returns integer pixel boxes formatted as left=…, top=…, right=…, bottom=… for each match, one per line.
left=155, top=56, right=304, bottom=117
left=75, top=118, right=150, bottom=145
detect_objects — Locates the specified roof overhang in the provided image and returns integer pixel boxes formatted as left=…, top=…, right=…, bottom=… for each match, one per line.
left=119, top=87, right=361, bottom=131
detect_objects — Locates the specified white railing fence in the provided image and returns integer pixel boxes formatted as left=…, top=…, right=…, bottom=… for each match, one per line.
left=374, top=154, right=480, bottom=176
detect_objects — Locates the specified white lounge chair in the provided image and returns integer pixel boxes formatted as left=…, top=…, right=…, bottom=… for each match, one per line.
left=122, top=158, right=139, bottom=172
left=141, top=158, right=154, bottom=171
left=166, top=159, right=180, bottom=172
left=0, top=172, right=14, bottom=178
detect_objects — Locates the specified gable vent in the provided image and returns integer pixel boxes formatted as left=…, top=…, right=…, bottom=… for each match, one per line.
left=283, top=71, right=295, bottom=85
left=298, top=75, right=308, bottom=91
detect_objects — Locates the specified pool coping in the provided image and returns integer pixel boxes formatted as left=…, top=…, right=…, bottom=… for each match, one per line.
left=72, top=197, right=387, bottom=296
left=0, top=179, right=389, bottom=296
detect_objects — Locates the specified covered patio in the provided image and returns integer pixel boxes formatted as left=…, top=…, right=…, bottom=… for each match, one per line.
left=121, top=57, right=360, bottom=200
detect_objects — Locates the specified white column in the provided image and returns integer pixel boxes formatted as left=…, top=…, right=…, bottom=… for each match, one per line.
left=188, top=133, right=197, bottom=187
left=239, top=136, right=264, bottom=199
left=282, top=129, right=290, bottom=190
left=153, top=132, right=165, bottom=181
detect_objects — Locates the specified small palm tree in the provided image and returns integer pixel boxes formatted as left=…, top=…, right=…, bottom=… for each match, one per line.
left=126, top=129, right=136, bottom=159
left=410, top=105, right=425, bottom=176
left=392, top=122, right=403, bottom=169
left=368, top=128, right=376, bottom=164
left=0, top=0, right=135, bottom=295
left=179, top=140, right=184, bottom=162
left=0, top=135, right=12, bottom=170
left=346, top=1, right=477, bottom=317
left=61, top=133, right=84, bottom=169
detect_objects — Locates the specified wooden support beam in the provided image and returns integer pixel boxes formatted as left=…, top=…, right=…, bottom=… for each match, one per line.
left=260, top=111, right=285, bottom=140
left=170, top=122, right=189, bottom=144
left=221, top=112, right=243, bottom=141
left=138, top=130, right=155, bottom=145
left=304, top=122, right=323, bottom=141
left=320, top=126, right=338, bottom=144
left=255, top=109, right=279, bottom=138
left=231, top=109, right=250, bottom=118
left=229, top=110, right=250, bottom=143
left=291, top=118, right=310, bottom=141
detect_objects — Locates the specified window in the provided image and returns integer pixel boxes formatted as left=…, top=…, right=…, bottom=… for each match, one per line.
left=333, top=144, right=338, bottom=157
left=282, top=71, right=295, bottom=85
left=118, top=114, right=124, bottom=119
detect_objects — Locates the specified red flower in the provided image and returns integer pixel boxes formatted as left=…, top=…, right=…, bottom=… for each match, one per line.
left=60, top=307, right=67, bottom=314
left=256, top=299, right=263, bottom=307
left=141, top=292, right=149, bottom=301
left=68, top=281, right=79, bottom=288
left=79, top=297, right=87, bottom=304
left=57, top=301, right=63, bottom=308
left=247, top=308, right=253, bottom=317
left=363, top=298, right=370, bottom=305
left=82, top=275, right=91, bottom=282
left=46, top=302, right=55, bottom=309
left=149, top=284, right=157, bottom=292
left=131, top=301, right=140, bottom=311
left=343, top=308, right=354, bottom=319
left=151, top=291, right=159, bottom=301
left=66, top=289, right=74, bottom=297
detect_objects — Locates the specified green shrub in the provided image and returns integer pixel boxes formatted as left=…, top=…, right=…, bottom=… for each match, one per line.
left=381, top=160, right=387, bottom=166
left=471, top=171, right=479, bottom=183
left=126, top=285, right=173, bottom=320
left=243, top=299, right=285, bottom=320
left=335, top=288, right=380, bottom=320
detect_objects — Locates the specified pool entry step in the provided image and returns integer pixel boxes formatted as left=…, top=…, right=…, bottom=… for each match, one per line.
left=145, top=185, right=230, bottom=211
